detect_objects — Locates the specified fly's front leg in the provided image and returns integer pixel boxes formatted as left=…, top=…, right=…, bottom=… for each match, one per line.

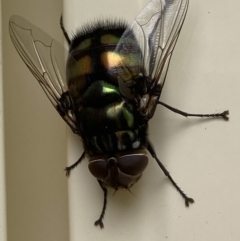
left=147, top=141, right=194, bottom=207
left=158, top=101, right=229, bottom=121
left=65, top=151, right=85, bottom=176
left=94, top=180, right=108, bottom=229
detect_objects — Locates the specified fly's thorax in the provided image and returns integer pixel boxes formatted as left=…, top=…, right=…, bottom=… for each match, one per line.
left=78, top=81, right=137, bottom=137
left=67, top=74, right=147, bottom=154
left=88, top=149, right=148, bottom=189
left=82, top=128, right=147, bottom=156
left=76, top=79, right=147, bottom=154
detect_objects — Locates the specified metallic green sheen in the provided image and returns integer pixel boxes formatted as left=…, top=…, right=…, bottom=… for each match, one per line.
left=83, top=81, right=122, bottom=107
left=79, top=101, right=135, bottom=137
left=66, top=27, right=145, bottom=154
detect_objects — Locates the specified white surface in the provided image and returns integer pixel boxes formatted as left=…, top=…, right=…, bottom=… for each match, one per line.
left=64, top=0, right=240, bottom=240
left=3, top=0, right=69, bottom=241
left=0, top=0, right=7, bottom=240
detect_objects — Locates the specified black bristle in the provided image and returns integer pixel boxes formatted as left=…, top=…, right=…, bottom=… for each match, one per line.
left=70, top=18, right=128, bottom=49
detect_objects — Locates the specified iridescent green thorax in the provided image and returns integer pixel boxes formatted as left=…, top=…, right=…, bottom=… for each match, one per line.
left=66, top=23, right=146, bottom=155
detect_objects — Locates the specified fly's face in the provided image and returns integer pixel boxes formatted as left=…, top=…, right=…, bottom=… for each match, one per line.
left=88, top=149, right=148, bottom=189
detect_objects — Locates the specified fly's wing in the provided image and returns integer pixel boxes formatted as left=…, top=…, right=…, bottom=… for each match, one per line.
left=9, top=15, right=78, bottom=133
left=115, top=0, right=189, bottom=117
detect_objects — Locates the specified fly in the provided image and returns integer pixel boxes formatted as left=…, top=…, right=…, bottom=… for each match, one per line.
left=9, top=0, right=229, bottom=228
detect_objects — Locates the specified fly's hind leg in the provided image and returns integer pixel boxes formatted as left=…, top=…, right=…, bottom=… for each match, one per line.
left=65, top=151, right=86, bottom=176
left=147, top=141, right=194, bottom=207
left=158, top=101, right=229, bottom=121
left=60, top=15, right=71, bottom=45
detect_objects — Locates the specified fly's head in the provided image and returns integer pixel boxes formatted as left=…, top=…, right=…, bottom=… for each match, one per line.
left=88, top=149, right=148, bottom=190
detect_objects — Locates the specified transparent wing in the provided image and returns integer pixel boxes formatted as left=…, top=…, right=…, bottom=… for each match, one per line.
left=115, top=0, right=189, bottom=100
left=9, top=15, right=78, bottom=133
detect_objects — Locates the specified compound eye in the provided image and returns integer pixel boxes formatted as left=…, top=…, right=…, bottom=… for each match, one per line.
left=88, top=159, right=108, bottom=179
left=118, top=154, right=148, bottom=176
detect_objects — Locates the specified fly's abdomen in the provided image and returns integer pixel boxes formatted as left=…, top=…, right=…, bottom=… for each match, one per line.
left=66, top=28, right=124, bottom=97
left=66, top=26, right=141, bottom=104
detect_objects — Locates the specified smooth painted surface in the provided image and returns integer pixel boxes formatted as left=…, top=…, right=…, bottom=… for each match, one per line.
left=64, top=0, right=240, bottom=240
left=0, top=0, right=7, bottom=240
left=3, top=0, right=69, bottom=241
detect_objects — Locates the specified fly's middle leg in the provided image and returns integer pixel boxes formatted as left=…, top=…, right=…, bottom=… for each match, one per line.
left=158, top=101, right=229, bottom=121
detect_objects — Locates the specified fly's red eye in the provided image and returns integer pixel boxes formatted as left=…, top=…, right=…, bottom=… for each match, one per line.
left=118, top=154, right=148, bottom=176
left=88, top=160, right=108, bottom=179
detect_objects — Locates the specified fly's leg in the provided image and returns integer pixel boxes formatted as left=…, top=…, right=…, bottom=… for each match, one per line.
left=57, top=92, right=79, bottom=135
left=94, top=180, right=108, bottom=229
left=60, top=15, right=71, bottom=45
left=147, top=142, right=194, bottom=207
left=158, top=101, right=229, bottom=121
left=65, top=151, right=85, bottom=176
